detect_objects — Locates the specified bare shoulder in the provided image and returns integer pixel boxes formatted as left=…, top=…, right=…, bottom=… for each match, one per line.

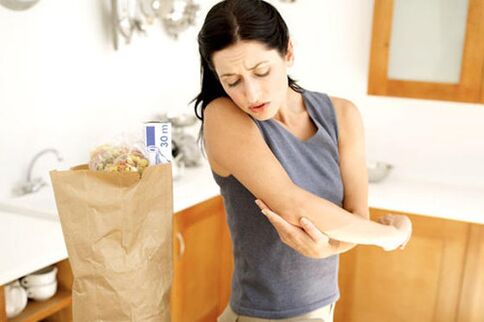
left=203, top=96, right=259, bottom=140
left=205, top=97, right=244, bottom=120
left=328, top=96, right=364, bottom=144
left=328, top=96, right=361, bottom=123
left=203, top=97, right=260, bottom=176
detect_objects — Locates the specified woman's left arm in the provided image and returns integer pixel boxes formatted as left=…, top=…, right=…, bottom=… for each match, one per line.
left=332, top=97, right=370, bottom=221
left=328, top=97, right=371, bottom=252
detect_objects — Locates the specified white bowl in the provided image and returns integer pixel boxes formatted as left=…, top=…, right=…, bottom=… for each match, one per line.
left=20, top=265, right=57, bottom=287
left=25, top=280, right=58, bottom=301
left=368, top=161, right=393, bottom=182
left=4, top=280, right=28, bottom=318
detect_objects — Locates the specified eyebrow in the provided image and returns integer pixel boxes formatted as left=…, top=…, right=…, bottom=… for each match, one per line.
left=219, top=61, right=269, bottom=78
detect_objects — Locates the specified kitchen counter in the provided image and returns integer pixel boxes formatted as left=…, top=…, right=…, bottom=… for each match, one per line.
left=1, top=158, right=483, bottom=285
left=0, top=210, right=67, bottom=287
left=0, top=160, right=220, bottom=286
left=172, top=161, right=220, bottom=214
left=369, top=176, right=484, bottom=224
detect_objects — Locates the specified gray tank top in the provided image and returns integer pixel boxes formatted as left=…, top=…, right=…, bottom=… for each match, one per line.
left=212, top=89, right=344, bottom=319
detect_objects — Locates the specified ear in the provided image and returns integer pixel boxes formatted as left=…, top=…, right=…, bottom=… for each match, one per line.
left=285, top=39, right=295, bottom=67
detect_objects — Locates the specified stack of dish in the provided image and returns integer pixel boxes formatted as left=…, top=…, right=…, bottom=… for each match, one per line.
left=4, top=265, right=58, bottom=318
left=20, top=265, right=58, bottom=301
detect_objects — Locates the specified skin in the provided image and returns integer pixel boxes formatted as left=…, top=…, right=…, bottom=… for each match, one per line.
left=204, top=40, right=411, bottom=258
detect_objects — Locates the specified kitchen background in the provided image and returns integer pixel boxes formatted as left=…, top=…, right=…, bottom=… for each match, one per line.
left=1, top=1, right=484, bottom=321
left=0, top=0, right=483, bottom=201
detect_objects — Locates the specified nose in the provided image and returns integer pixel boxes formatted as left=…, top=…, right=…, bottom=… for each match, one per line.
left=244, top=79, right=260, bottom=105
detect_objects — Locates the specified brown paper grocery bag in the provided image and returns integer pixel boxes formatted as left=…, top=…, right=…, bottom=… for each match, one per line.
left=50, top=163, right=173, bottom=322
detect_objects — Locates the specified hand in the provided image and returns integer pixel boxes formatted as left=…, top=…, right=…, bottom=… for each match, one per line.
left=377, top=214, right=412, bottom=251
left=255, top=199, right=337, bottom=259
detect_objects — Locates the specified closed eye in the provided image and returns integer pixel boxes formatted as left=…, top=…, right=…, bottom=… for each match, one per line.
left=228, top=79, right=240, bottom=87
left=227, top=68, right=270, bottom=87
left=255, top=69, right=270, bottom=77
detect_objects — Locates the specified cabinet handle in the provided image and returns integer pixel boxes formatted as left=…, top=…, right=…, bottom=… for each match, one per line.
left=176, top=232, right=185, bottom=258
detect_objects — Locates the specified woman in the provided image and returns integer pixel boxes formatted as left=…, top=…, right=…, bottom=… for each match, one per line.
left=193, top=1, right=412, bottom=321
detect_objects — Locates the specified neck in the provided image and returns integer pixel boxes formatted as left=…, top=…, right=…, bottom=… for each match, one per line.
left=273, top=87, right=304, bottom=126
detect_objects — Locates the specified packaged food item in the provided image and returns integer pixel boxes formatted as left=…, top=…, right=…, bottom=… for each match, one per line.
left=144, top=122, right=172, bottom=164
left=88, top=123, right=173, bottom=175
left=88, top=143, right=149, bottom=174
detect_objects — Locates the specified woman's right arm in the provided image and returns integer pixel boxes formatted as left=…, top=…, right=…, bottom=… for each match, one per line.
left=203, top=98, right=407, bottom=250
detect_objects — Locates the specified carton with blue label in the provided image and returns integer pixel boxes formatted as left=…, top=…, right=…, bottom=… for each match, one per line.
left=144, top=122, right=172, bottom=165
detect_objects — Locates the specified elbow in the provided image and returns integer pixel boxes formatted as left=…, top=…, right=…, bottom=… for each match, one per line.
left=277, top=186, right=311, bottom=227
left=256, top=183, right=306, bottom=226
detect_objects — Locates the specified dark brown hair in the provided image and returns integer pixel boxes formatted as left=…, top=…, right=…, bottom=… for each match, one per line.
left=193, top=0, right=302, bottom=128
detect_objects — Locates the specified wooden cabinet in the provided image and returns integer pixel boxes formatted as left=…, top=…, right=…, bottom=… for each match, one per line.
left=368, top=0, right=484, bottom=103
left=457, top=224, right=484, bottom=322
left=171, top=196, right=233, bottom=322
left=335, top=208, right=484, bottom=322
left=0, top=260, right=73, bottom=322
left=2, top=200, right=482, bottom=322
left=1, top=196, right=233, bottom=322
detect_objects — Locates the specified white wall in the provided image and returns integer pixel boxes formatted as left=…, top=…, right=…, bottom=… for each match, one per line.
left=1, top=0, right=483, bottom=199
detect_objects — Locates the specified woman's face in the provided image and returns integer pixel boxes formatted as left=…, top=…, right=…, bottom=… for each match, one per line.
left=211, top=40, right=293, bottom=120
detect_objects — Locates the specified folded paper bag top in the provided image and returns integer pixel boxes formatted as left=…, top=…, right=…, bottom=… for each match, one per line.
left=50, top=163, right=173, bottom=322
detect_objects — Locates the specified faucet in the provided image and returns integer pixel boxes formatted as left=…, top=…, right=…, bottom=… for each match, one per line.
left=14, top=149, right=63, bottom=196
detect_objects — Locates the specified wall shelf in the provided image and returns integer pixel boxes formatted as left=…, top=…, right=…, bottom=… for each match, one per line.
left=0, top=260, right=73, bottom=322
left=9, top=288, right=71, bottom=322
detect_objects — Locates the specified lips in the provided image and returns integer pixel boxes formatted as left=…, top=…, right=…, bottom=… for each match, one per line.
left=249, top=102, right=268, bottom=113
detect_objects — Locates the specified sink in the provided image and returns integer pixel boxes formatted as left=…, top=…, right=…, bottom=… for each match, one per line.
left=0, top=188, right=58, bottom=221
left=0, top=160, right=216, bottom=220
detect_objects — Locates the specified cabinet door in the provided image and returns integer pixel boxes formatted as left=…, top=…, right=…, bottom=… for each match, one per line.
left=336, top=209, right=469, bottom=322
left=171, top=196, right=233, bottom=322
left=368, top=0, right=484, bottom=103
left=457, top=224, right=484, bottom=322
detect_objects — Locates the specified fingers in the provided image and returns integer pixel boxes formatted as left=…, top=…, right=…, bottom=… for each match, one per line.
left=260, top=206, right=294, bottom=235
left=399, top=229, right=412, bottom=250
left=255, top=199, right=335, bottom=258
left=255, top=199, right=268, bottom=211
left=256, top=198, right=326, bottom=243
left=261, top=206, right=314, bottom=249
left=255, top=199, right=295, bottom=241
left=299, top=217, right=326, bottom=243
left=328, top=238, right=341, bottom=248
left=377, top=214, right=393, bottom=225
